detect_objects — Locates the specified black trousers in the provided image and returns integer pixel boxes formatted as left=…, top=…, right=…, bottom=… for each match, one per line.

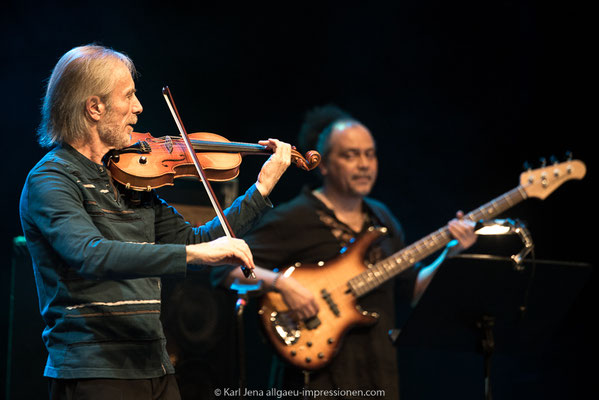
left=48, top=375, right=181, bottom=400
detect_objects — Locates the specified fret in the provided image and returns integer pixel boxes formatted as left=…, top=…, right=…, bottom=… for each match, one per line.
left=414, top=242, right=425, bottom=254
left=378, top=266, right=388, bottom=279
left=472, top=209, right=485, bottom=222
left=422, top=238, right=434, bottom=249
left=494, top=197, right=509, bottom=214
left=372, top=268, right=387, bottom=284
left=393, top=256, right=404, bottom=268
left=380, top=261, right=393, bottom=278
left=352, top=277, right=366, bottom=295
left=384, top=259, right=395, bottom=273
left=369, top=268, right=384, bottom=286
left=376, top=269, right=389, bottom=284
left=363, top=271, right=374, bottom=289
left=439, top=228, right=451, bottom=240
left=378, top=261, right=389, bottom=276
left=363, top=274, right=375, bottom=294
left=489, top=200, right=499, bottom=214
left=517, top=186, right=528, bottom=199
left=406, top=250, right=416, bottom=264
left=480, top=206, right=489, bottom=218
left=368, top=270, right=380, bottom=289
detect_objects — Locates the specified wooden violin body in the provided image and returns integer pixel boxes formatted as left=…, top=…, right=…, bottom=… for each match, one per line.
left=107, top=131, right=321, bottom=191
left=108, top=132, right=241, bottom=191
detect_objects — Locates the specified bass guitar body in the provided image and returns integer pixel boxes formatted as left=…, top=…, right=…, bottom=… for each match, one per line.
left=258, top=227, right=387, bottom=371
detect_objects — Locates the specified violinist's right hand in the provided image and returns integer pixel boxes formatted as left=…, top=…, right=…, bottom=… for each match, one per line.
left=255, top=138, right=292, bottom=197
left=186, top=237, right=255, bottom=269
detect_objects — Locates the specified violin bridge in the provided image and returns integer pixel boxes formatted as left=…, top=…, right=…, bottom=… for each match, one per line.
left=164, top=136, right=173, bottom=154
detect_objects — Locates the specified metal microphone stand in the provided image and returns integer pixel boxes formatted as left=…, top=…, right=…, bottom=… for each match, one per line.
left=229, top=279, right=263, bottom=398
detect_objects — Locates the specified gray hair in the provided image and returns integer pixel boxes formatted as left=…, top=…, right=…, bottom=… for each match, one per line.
left=315, top=119, right=360, bottom=160
left=37, top=44, right=136, bottom=147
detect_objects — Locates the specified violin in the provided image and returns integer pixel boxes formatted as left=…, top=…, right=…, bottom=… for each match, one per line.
left=124, top=86, right=317, bottom=279
left=107, top=131, right=321, bottom=192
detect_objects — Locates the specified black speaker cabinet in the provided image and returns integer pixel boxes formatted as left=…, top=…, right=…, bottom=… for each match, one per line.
left=4, top=237, right=47, bottom=399
left=161, top=272, right=239, bottom=399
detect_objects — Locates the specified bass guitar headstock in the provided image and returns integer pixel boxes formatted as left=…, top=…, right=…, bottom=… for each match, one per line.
left=520, top=154, right=586, bottom=199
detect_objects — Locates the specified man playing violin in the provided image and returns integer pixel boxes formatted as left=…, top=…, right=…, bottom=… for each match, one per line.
left=19, top=44, right=293, bottom=399
left=217, top=105, right=477, bottom=398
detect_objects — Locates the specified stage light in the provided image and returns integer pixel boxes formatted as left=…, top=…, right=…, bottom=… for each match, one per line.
left=475, top=218, right=534, bottom=270
left=475, top=220, right=513, bottom=235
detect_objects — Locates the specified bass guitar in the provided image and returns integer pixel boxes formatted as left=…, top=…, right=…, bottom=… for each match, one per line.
left=258, top=158, right=586, bottom=370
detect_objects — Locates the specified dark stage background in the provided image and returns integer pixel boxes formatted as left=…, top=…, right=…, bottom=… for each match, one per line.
left=1, top=1, right=594, bottom=399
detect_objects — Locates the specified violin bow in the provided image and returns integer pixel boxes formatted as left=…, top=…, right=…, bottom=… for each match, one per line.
left=162, top=86, right=256, bottom=279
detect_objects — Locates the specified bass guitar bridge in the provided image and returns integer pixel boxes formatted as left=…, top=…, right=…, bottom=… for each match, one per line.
left=269, top=311, right=300, bottom=345
left=268, top=310, right=322, bottom=346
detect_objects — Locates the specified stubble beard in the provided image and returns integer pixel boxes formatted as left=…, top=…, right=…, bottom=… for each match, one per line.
left=98, top=109, right=133, bottom=150
left=99, top=125, right=130, bottom=149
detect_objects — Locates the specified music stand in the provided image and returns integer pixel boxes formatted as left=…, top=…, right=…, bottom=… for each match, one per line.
left=393, top=252, right=591, bottom=400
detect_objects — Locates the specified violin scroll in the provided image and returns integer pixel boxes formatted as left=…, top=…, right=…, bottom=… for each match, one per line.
left=291, top=148, right=321, bottom=171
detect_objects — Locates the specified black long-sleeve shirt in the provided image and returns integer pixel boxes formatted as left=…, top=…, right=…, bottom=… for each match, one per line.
left=19, top=143, right=272, bottom=379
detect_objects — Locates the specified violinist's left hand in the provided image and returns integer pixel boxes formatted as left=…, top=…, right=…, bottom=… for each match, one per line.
left=448, top=210, right=477, bottom=252
left=255, top=139, right=292, bottom=197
